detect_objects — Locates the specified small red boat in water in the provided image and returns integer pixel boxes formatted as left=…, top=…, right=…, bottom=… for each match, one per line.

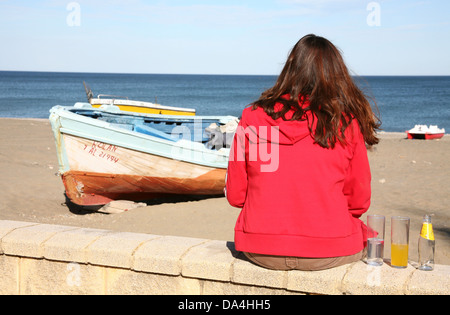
left=406, top=125, right=445, bottom=140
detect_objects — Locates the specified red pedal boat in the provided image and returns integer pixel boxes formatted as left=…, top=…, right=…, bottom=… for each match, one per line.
left=406, top=125, right=445, bottom=140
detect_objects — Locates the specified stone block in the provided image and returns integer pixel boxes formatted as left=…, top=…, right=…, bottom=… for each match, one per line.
left=42, top=227, right=113, bottom=263
left=287, top=263, right=351, bottom=295
left=342, top=261, right=415, bottom=295
left=202, top=280, right=299, bottom=295
left=407, top=264, right=450, bottom=295
left=1, top=223, right=76, bottom=258
left=19, top=258, right=105, bottom=295
left=0, top=255, right=20, bottom=295
left=133, top=235, right=207, bottom=275
left=182, top=240, right=238, bottom=282
left=231, top=254, right=287, bottom=289
left=0, top=220, right=37, bottom=253
left=105, top=268, right=202, bottom=295
left=86, top=232, right=159, bottom=269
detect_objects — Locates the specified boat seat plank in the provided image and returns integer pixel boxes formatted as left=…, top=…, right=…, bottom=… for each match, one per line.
left=134, top=124, right=178, bottom=142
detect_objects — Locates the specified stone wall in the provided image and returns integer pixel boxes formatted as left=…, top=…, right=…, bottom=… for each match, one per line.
left=0, top=220, right=448, bottom=295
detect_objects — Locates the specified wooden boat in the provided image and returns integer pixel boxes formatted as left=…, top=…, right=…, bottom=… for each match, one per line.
left=406, top=125, right=445, bottom=140
left=83, top=81, right=196, bottom=116
left=49, top=103, right=237, bottom=207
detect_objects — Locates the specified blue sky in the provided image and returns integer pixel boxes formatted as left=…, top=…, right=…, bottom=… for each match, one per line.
left=0, top=0, right=449, bottom=75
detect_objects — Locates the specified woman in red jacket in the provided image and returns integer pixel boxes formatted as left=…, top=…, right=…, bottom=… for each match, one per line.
left=225, top=34, right=381, bottom=271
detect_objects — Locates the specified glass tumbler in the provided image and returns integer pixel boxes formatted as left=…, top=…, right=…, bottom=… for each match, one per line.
left=366, top=215, right=385, bottom=266
left=391, top=216, right=410, bottom=268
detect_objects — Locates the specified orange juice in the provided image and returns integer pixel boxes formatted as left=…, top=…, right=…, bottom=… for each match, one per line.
left=391, top=243, right=409, bottom=268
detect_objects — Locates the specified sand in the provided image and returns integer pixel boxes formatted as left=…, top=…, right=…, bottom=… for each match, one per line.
left=0, top=118, right=449, bottom=265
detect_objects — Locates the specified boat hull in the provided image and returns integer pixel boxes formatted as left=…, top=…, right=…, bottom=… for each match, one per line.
left=406, top=132, right=445, bottom=140
left=60, top=133, right=226, bottom=206
left=49, top=105, right=231, bottom=207
left=62, top=169, right=226, bottom=206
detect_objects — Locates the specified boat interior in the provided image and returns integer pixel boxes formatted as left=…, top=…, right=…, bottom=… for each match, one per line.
left=69, top=109, right=233, bottom=150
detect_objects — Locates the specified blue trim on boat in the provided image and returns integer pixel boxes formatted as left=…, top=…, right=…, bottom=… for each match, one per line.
left=134, top=124, right=178, bottom=142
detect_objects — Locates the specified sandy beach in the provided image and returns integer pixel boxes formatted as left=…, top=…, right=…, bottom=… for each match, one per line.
left=0, top=118, right=449, bottom=265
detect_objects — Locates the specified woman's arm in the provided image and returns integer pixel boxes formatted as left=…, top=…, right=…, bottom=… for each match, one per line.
left=225, top=121, right=249, bottom=209
left=343, top=123, right=372, bottom=218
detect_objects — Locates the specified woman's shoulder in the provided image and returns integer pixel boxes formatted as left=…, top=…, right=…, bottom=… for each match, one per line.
left=344, top=118, right=365, bottom=147
left=241, top=104, right=264, bottom=116
left=239, top=105, right=267, bottom=124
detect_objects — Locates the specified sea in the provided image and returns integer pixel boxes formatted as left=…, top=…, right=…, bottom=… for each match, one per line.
left=0, top=71, right=449, bottom=133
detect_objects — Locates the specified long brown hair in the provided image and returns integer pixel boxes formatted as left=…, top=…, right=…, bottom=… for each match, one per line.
left=253, top=34, right=381, bottom=148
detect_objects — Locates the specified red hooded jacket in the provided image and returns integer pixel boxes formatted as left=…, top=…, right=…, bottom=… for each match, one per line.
left=225, top=104, right=370, bottom=258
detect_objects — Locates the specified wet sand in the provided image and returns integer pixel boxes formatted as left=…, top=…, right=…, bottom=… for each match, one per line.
left=0, top=118, right=449, bottom=265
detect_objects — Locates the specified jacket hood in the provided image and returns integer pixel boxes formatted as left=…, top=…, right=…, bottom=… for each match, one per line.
left=242, top=104, right=313, bottom=145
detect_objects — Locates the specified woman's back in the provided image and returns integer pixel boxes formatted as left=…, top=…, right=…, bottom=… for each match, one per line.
left=225, top=34, right=380, bottom=270
left=227, top=104, right=370, bottom=258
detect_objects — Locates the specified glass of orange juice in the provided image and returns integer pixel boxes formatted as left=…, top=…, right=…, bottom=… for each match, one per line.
left=391, top=216, right=410, bottom=268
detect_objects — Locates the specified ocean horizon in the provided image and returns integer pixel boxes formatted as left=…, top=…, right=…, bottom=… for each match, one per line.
left=1, top=71, right=449, bottom=133
left=3, top=69, right=450, bottom=78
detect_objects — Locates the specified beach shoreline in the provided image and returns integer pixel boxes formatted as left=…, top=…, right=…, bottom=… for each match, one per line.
left=0, top=118, right=449, bottom=265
